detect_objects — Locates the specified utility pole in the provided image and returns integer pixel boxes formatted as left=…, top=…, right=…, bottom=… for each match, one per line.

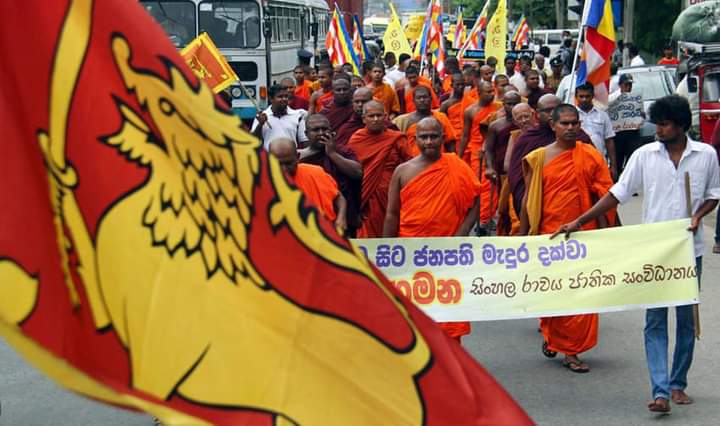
left=555, top=0, right=566, bottom=28
left=623, top=0, right=634, bottom=66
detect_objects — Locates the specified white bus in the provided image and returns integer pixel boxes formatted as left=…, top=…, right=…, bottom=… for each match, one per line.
left=141, top=0, right=329, bottom=119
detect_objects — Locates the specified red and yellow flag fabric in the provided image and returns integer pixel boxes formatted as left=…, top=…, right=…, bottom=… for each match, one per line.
left=180, top=32, right=238, bottom=93
left=0, top=1, right=532, bottom=425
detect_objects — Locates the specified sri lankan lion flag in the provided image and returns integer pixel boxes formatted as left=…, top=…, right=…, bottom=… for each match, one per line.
left=180, top=32, right=238, bottom=94
left=0, top=1, right=532, bottom=424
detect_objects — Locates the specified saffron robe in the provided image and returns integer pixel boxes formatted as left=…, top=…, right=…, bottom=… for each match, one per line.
left=399, top=153, right=481, bottom=339
left=293, top=164, right=339, bottom=221
left=393, top=111, right=457, bottom=156
left=348, top=129, right=413, bottom=238
left=319, top=101, right=355, bottom=134
left=313, top=90, right=333, bottom=113
left=446, top=99, right=465, bottom=140
left=465, top=101, right=502, bottom=224
left=370, top=83, right=401, bottom=116
left=295, top=79, right=313, bottom=101
left=404, top=82, right=440, bottom=113
left=523, top=144, right=615, bottom=355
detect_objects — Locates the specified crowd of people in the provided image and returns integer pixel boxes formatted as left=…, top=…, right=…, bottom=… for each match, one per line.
left=248, top=47, right=720, bottom=414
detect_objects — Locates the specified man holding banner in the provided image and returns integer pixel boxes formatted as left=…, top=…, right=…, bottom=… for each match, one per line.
left=554, top=95, right=720, bottom=413
left=384, top=117, right=481, bottom=342
left=522, top=104, right=616, bottom=373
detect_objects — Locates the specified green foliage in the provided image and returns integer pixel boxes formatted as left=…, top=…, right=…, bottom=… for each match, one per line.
left=454, top=0, right=555, bottom=29
left=633, top=0, right=681, bottom=56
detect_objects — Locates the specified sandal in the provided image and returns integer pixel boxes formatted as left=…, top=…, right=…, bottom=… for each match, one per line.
left=542, top=341, right=557, bottom=358
left=647, top=397, right=671, bottom=413
left=562, top=357, right=589, bottom=373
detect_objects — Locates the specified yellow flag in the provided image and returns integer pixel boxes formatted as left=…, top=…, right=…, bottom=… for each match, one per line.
left=404, top=15, right=425, bottom=41
left=384, top=4, right=413, bottom=57
left=484, top=0, right=507, bottom=74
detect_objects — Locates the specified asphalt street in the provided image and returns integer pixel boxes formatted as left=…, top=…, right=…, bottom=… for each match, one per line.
left=1, top=196, right=719, bottom=425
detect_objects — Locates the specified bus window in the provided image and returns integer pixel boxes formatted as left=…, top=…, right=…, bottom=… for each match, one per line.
left=199, top=1, right=261, bottom=48
left=142, top=1, right=196, bottom=48
left=702, top=72, right=720, bottom=102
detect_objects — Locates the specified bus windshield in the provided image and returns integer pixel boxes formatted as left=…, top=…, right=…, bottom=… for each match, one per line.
left=142, top=1, right=196, bottom=48
left=199, top=1, right=261, bottom=49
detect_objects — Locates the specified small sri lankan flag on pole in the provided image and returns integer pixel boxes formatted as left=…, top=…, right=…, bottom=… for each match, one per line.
left=180, top=32, right=238, bottom=93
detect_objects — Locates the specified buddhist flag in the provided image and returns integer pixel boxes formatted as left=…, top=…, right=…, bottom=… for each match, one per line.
left=180, top=32, right=238, bottom=94
left=485, top=0, right=508, bottom=73
left=413, top=0, right=442, bottom=59
left=452, top=11, right=466, bottom=49
left=0, top=1, right=533, bottom=425
left=384, top=4, right=413, bottom=58
left=352, top=15, right=370, bottom=61
left=512, top=15, right=530, bottom=50
left=457, top=1, right=489, bottom=60
left=576, top=0, right=616, bottom=104
left=326, top=4, right=360, bottom=73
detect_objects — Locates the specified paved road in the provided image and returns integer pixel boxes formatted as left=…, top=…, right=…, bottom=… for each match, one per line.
left=1, top=196, right=719, bottom=425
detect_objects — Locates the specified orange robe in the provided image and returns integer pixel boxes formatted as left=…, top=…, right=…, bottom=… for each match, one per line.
left=370, top=83, right=401, bottom=116
left=295, top=80, right=313, bottom=101
left=310, top=80, right=321, bottom=92
left=399, top=153, right=481, bottom=340
left=524, top=143, right=616, bottom=355
left=314, top=90, right=333, bottom=113
left=395, top=111, right=457, bottom=156
left=293, top=164, right=339, bottom=221
left=441, top=77, right=453, bottom=95
left=446, top=99, right=465, bottom=140
left=348, top=128, right=413, bottom=238
left=465, top=101, right=502, bottom=224
left=404, top=83, right=440, bottom=113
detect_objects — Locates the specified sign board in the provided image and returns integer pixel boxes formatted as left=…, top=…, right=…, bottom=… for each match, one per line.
left=608, top=92, right=645, bottom=132
left=684, top=0, right=711, bottom=9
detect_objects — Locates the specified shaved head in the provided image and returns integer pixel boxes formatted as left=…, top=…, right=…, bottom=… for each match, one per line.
left=502, top=90, right=521, bottom=103
left=269, top=138, right=298, bottom=176
left=415, top=117, right=443, bottom=160
left=511, top=103, right=535, bottom=130
left=478, top=81, right=495, bottom=104
left=352, top=87, right=374, bottom=115
left=416, top=116, right=442, bottom=132
left=363, top=100, right=387, bottom=133
left=537, top=94, right=561, bottom=124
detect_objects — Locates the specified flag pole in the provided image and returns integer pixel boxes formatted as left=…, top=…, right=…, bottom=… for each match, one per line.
left=564, top=1, right=592, bottom=103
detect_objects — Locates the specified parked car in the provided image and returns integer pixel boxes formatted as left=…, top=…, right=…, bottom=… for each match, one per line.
left=675, top=41, right=720, bottom=142
left=609, top=64, right=678, bottom=145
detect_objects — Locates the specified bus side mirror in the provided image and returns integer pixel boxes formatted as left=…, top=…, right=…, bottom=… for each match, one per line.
left=688, top=76, right=698, bottom=93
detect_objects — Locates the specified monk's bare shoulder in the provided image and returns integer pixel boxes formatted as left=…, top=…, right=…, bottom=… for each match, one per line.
left=489, top=117, right=507, bottom=131
left=396, top=157, right=429, bottom=188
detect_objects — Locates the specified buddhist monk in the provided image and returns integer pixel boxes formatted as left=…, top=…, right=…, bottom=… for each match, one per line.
left=460, top=68, right=480, bottom=113
left=319, top=74, right=355, bottom=134
left=348, top=100, right=413, bottom=238
left=403, top=65, right=439, bottom=113
left=480, top=64, right=494, bottom=84
left=520, top=104, right=615, bottom=373
left=367, top=62, right=401, bottom=119
left=394, top=85, right=457, bottom=155
left=459, top=81, right=502, bottom=229
left=335, top=87, right=374, bottom=146
left=309, top=67, right=334, bottom=114
left=499, top=103, right=537, bottom=235
left=270, top=138, right=347, bottom=230
left=351, top=74, right=365, bottom=89
left=299, top=114, right=362, bottom=236
left=441, top=57, right=461, bottom=95
left=484, top=91, right=522, bottom=234
left=293, top=65, right=313, bottom=101
left=281, top=77, right=309, bottom=111
left=439, top=73, right=468, bottom=140
left=508, top=94, right=594, bottom=220
left=493, top=74, right=510, bottom=99
left=383, top=117, right=480, bottom=343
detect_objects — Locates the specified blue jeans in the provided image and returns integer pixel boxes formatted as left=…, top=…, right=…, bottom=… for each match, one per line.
left=715, top=206, right=720, bottom=244
left=644, top=256, right=702, bottom=400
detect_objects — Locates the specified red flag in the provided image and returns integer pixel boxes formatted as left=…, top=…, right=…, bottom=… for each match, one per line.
left=0, top=1, right=532, bottom=425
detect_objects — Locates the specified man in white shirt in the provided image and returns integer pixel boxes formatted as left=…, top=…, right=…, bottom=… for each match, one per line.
left=553, top=95, right=720, bottom=414
left=252, top=84, right=308, bottom=150
left=385, top=53, right=410, bottom=88
left=629, top=44, right=645, bottom=66
left=575, top=83, right=617, bottom=179
left=509, top=55, right=544, bottom=97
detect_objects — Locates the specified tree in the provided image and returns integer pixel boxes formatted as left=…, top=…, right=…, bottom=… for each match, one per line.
left=632, top=0, right=680, bottom=57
